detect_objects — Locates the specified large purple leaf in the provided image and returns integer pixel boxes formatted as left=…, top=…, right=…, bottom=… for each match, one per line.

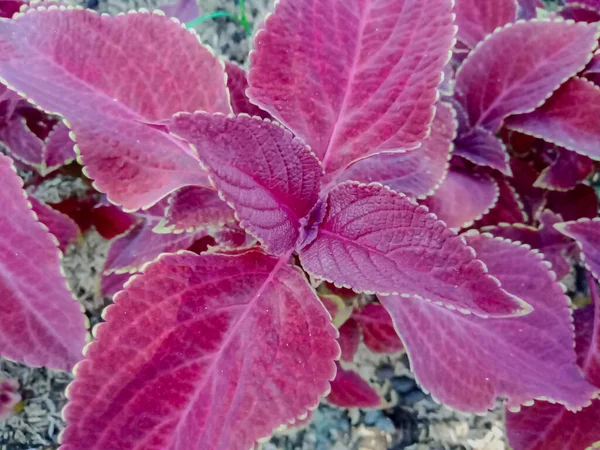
left=338, top=101, right=455, bottom=198
left=154, top=186, right=236, bottom=234
left=0, top=154, right=85, bottom=370
left=455, top=21, right=599, bottom=131
left=555, top=218, right=600, bottom=282
left=29, top=196, right=79, bottom=252
left=0, top=8, right=231, bottom=211
left=506, top=78, right=600, bottom=160
left=225, top=62, right=271, bottom=119
left=380, top=232, right=596, bottom=412
left=299, top=182, right=529, bottom=318
left=546, top=185, right=598, bottom=222
left=327, top=362, right=381, bottom=408
left=482, top=211, right=576, bottom=280
left=422, top=168, right=499, bottom=229
left=453, top=127, right=511, bottom=174
left=454, top=0, right=518, bottom=49
left=62, top=250, right=339, bottom=450
left=104, top=219, right=208, bottom=275
left=169, top=113, right=323, bottom=255
left=247, top=0, right=455, bottom=173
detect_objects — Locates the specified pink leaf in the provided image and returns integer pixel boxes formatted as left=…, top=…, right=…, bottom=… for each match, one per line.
left=41, top=122, right=75, bottom=174
left=338, top=101, right=455, bottom=198
left=546, top=185, right=598, bottom=222
left=482, top=210, right=576, bottom=280
left=0, top=8, right=231, bottom=210
left=455, top=21, right=598, bottom=131
left=535, top=147, right=594, bottom=191
left=90, top=203, right=138, bottom=240
left=225, top=62, right=271, bottom=119
left=453, top=127, right=511, bottom=174
left=0, top=0, right=23, bottom=18
left=454, top=0, right=518, bottom=49
left=62, top=250, right=339, bottom=450
left=422, top=168, right=499, bottom=229
left=248, top=0, right=455, bottom=173
left=169, top=113, right=323, bottom=255
left=154, top=186, right=236, bottom=234
left=475, top=177, right=527, bottom=227
left=380, top=232, right=596, bottom=412
left=353, top=304, right=404, bottom=354
left=559, top=3, right=600, bottom=22
left=555, top=218, right=600, bottom=282
left=299, top=182, right=529, bottom=318
left=327, top=362, right=381, bottom=408
left=0, top=115, right=44, bottom=166
left=29, top=196, right=79, bottom=252
left=103, top=219, right=208, bottom=275
left=213, top=223, right=254, bottom=249
left=506, top=78, right=600, bottom=160
left=338, top=318, right=360, bottom=362
left=0, top=377, right=20, bottom=420
left=100, top=271, right=133, bottom=298
left=0, top=154, right=85, bottom=370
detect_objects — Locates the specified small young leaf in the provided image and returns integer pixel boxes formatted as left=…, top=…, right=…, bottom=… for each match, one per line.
left=225, top=62, right=271, bottom=119
left=0, top=154, right=85, bottom=370
left=475, top=177, right=527, bottom=227
left=454, top=0, right=518, bottom=49
left=353, top=304, right=404, bottom=354
left=41, top=122, right=76, bottom=175
left=422, top=168, right=498, bottom=229
left=29, top=196, right=79, bottom=252
left=169, top=113, right=323, bottom=255
left=454, top=127, right=511, bottom=174
left=299, top=182, right=529, bottom=317
left=0, top=8, right=231, bottom=210
left=327, top=362, right=381, bottom=408
left=506, top=78, right=600, bottom=160
left=158, top=0, right=200, bottom=22
left=455, top=21, right=598, bottom=131
left=546, top=185, right=598, bottom=222
left=62, top=250, right=339, bottom=450
left=0, top=115, right=44, bottom=166
left=380, top=233, right=597, bottom=412
left=559, top=3, right=600, bottom=22
left=338, top=319, right=360, bottom=362
left=555, top=218, right=600, bottom=282
left=516, top=0, right=543, bottom=19
left=248, top=0, right=455, bottom=172
left=339, top=101, right=455, bottom=198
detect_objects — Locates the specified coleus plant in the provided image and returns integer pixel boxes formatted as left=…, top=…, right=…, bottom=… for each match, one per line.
left=0, top=0, right=600, bottom=449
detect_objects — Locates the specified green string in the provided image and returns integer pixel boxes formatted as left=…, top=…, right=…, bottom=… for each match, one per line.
left=185, top=0, right=252, bottom=35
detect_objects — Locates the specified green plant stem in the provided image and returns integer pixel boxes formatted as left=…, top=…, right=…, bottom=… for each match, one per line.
left=238, top=0, right=252, bottom=35
left=185, top=11, right=240, bottom=29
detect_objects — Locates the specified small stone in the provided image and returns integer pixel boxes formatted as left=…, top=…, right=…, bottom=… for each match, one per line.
left=403, top=389, right=427, bottom=405
left=363, top=410, right=383, bottom=426
left=391, top=376, right=416, bottom=394
left=375, top=364, right=395, bottom=380
left=374, top=417, right=395, bottom=433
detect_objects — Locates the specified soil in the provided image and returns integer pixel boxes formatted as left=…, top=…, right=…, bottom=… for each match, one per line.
left=1, top=0, right=567, bottom=449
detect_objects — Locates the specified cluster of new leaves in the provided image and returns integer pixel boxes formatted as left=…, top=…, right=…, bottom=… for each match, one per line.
left=0, top=0, right=599, bottom=449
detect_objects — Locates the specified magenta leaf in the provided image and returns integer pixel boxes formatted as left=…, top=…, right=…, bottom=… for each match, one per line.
left=103, top=219, right=208, bottom=275
left=380, top=232, right=596, bottom=412
left=454, top=0, right=518, bottom=49
left=327, top=362, right=381, bottom=408
left=0, top=377, right=20, bottom=420
left=422, top=168, right=498, bottom=229
left=0, top=83, right=20, bottom=123
left=353, top=304, right=404, bottom=354
left=0, top=8, right=231, bottom=211
left=225, top=62, right=271, bottom=119
left=506, top=78, right=600, bottom=160
left=565, top=0, right=600, bottom=8
left=453, top=127, right=511, bottom=174
left=338, top=318, right=360, bottom=362
left=29, top=196, right=79, bottom=252
left=169, top=113, right=323, bottom=255
left=100, top=271, right=133, bottom=298
left=455, top=21, right=599, bottom=131
left=248, top=0, right=455, bottom=173
left=509, top=158, right=547, bottom=221
left=0, top=115, right=44, bottom=166
left=546, top=184, right=598, bottom=222
left=41, top=121, right=75, bottom=175
left=62, top=249, right=339, bottom=450
left=0, top=154, right=85, bottom=370
left=574, top=291, right=600, bottom=386
left=299, top=182, right=529, bottom=317
left=482, top=211, right=576, bottom=280
left=338, top=101, right=455, bottom=198
left=536, top=147, right=594, bottom=191
left=559, top=3, right=600, bottom=22
left=555, top=218, right=600, bottom=282
left=475, top=177, right=527, bottom=227
left=90, top=203, right=138, bottom=240
left=154, top=186, right=236, bottom=234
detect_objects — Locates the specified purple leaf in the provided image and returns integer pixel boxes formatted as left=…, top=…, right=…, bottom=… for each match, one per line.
left=380, top=232, right=597, bottom=412
left=327, top=362, right=381, bottom=408
left=154, top=186, right=236, bottom=234
left=482, top=210, right=576, bottom=280
left=574, top=291, right=600, bottom=387
left=0, top=83, right=20, bottom=123
left=0, top=154, right=85, bottom=370
left=565, top=0, right=600, bottom=8
left=248, top=0, right=456, bottom=173
left=100, top=271, right=133, bottom=298
left=535, top=147, right=594, bottom=191
left=338, top=319, right=360, bottom=362
left=454, top=0, right=518, bottom=49
left=104, top=219, right=208, bottom=275
left=559, top=3, right=600, bottom=22
left=0, top=115, right=44, bottom=166
left=62, top=250, right=339, bottom=450
left=555, top=218, right=600, bottom=282
left=516, top=0, right=544, bottom=19
left=0, top=8, right=231, bottom=211
left=225, top=62, right=271, bottom=119
left=455, top=21, right=598, bottom=131
left=353, top=304, right=404, bottom=354
left=422, top=168, right=499, bottom=229
left=506, top=78, right=600, bottom=160
left=42, top=122, right=75, bottom=175
left=475, top=177, right=527, bottom=227
left=546, top=185, right=598, bottom=222
left=453, top=127, right=511, bottom=174
left=158, top=0, right=200, bottom=22
left=29, top=196, right=79, bottom=252
left=299, top=182, right=529, bottom=317
left=338, top=101, right=455, bottom=198
left=509, top=157, right=547, bottom=221
left=169, top=113, right=323, bottom=255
